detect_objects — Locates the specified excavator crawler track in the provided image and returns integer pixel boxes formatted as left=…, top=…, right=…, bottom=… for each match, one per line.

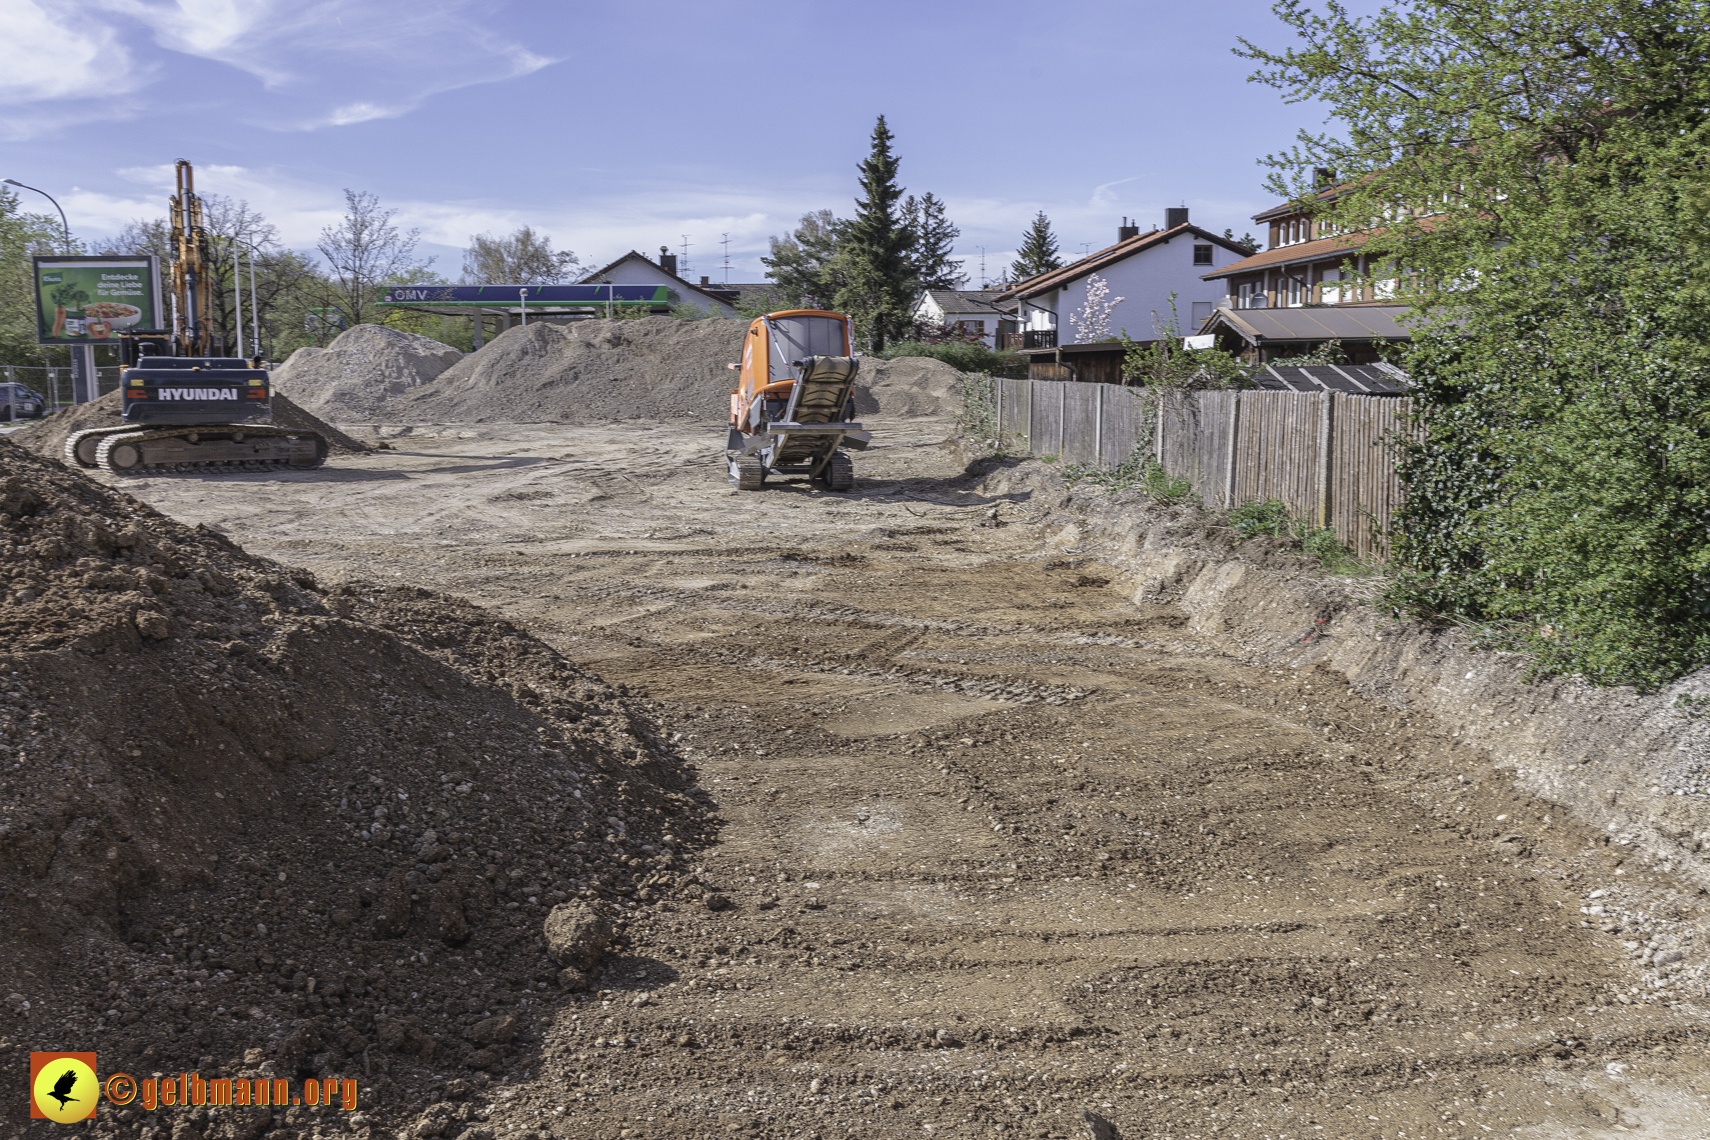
left=90, top=425, right=327, bottom=475
left=65, top=426, right=143, bottom=469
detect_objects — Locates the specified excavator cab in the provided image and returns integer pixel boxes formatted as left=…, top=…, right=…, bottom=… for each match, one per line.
left=725, top=310, right=868, bottom=491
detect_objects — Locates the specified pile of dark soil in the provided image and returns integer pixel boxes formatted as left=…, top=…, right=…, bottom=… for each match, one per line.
left=0, top=441, right=707, bottom=1137
left=389, top=316, right=965, bottom=425
left=7, top=391, right=371, bottom=461
left=271, top=326, right=464, bottom=421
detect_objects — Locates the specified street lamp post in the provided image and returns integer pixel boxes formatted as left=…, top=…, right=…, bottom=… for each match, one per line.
left=4, top=177, right=92, bottom=403
left=2, top=177, right=72, bottom=253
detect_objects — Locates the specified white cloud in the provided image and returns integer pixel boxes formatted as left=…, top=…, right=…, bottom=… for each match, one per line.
left=0, top=1, right=153, bottom=139
left=6, top=1, right=555, bottom=136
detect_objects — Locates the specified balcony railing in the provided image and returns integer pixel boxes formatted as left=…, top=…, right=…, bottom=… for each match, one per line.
left=1021, top=329, right=1057, bottom=350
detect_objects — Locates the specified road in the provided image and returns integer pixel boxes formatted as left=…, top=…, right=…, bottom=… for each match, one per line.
left=97, top=418, right=1710, bottom=1139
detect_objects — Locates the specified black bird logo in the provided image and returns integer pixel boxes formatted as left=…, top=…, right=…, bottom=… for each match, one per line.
left=46, top=1067, right=79, bottom=1110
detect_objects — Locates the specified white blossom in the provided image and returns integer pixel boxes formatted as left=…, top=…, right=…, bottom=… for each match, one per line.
left=1069, top=273, right=1124, bottom=342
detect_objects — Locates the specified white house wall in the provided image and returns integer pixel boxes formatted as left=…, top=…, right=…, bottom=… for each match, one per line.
left=1032, top=235, right=1247, bottom=342
left=602, top=256, right=737, bottom=317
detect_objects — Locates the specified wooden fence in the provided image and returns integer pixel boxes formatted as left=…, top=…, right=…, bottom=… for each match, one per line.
left=993, top=379, right=1414, bottom=556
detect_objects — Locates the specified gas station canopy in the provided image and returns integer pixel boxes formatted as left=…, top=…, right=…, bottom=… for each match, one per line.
left=375, top=283, right=671, bottom=318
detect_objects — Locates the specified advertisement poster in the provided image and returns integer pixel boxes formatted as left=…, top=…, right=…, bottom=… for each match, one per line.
left=33, top=256, right=161, bottom=345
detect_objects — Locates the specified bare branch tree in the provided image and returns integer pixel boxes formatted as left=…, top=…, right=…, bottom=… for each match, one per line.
left=316, top=189, right=432, bottom=327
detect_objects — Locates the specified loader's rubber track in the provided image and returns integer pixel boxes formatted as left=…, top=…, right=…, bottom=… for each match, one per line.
left=729, top=454, right=765, bottom=490
left=65, top=426, right=141, bottom=469
left=824, top=451, right=854, bottom=491
left=91, top=425, right=328, bottom=475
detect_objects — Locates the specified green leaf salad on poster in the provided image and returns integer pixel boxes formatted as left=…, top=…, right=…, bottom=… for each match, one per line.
left=32, top=255, right=161, bottom=345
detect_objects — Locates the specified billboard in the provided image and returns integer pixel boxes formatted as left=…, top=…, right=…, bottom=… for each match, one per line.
left=33, top=255, right=162, bottom=345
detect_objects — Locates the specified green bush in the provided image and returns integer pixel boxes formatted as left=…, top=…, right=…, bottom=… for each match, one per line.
left=1064, top=449, right=1197, bottom=505
left=883, top=339, right=1026, bottom=377
left=1228, top=498, right=1292, bottom=539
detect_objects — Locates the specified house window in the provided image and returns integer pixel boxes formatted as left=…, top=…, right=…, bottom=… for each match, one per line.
left=1191, top=300, right=1213, bottom=326
left=1193, top=244, right=1213, bottom=265
left=1238, top=282, right=1252, bottom=308
left=1287, top=275, right=1303, bottom=307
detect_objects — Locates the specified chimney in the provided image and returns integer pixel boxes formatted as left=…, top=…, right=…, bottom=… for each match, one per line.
left=1164, top=206, right=1190, bottom=230
left=1117, top=216, right=1140, bottom=241
left=1314, top=167, right=1336, bottom=191
left=659, top=245, right=677, bottom=275
left=700, top=275, right=710, bottom=286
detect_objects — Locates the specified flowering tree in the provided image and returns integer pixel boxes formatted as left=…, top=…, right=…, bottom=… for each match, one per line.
left=1069, top=273, right=1123, bottom=342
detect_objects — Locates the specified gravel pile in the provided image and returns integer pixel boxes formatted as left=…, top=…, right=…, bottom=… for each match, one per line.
left=6, top=390, right=371, bottom=460
left=388, top=316, right=965, bottom=425
left=0, top=440, right=708, bottom=1135
left=271, top=325, right=464, bottom=421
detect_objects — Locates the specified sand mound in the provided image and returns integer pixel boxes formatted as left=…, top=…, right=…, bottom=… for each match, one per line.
left=0, top=440, right=703, bottom=1131
left=7, top=389, right=370, bottom=460
left=272, top=324, right=464, bottom=420
left=389, top=317, right=745, bottom=424
left=855, top=355, right=965, bottom=419
left=386, top=315, right=964, bottom=424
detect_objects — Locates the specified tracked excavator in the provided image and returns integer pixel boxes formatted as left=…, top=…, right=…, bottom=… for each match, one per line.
left=65, top=161, right=327, bottom=475
left=725, top=309, right=868, bottom=491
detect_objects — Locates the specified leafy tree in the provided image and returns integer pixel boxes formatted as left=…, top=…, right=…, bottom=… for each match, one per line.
left=0, top=187, right=74, bottom=367
left=761, top=209, right=846, bottom=309
left=1010, top=211, right=1063, bottom=282
left=315, top=189, right=434, bottom=329
left=835, top=115, right=915, bottom=352
left=461, top=226, right=580, bottom=284
left=904, top=192, right=966, bottom=291
left=1241, top=0, right=1710, bottom=690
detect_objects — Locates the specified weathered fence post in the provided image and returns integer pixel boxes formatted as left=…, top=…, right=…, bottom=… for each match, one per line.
left=1057, top=383, right=1066, bottom=457
left=1224, top=391, right=1241, bottom=509
left=1315, top=393, right=1334, bottom=529
left=1094, top=384, right=1104, bottom=467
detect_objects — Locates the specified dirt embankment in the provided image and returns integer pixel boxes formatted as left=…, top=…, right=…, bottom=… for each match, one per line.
left=980, top=456, right=1710, bottom=892
left=385, top=317, right=966, bottom=425
left=7, top=390, right=371, bottom=460
left=0, top=441, right=707, bottom=1137
left=271, top=325, right=464, bottom=421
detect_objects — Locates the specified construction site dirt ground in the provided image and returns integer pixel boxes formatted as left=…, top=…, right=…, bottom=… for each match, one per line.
left=59, top=417, right=1710, bottom=1140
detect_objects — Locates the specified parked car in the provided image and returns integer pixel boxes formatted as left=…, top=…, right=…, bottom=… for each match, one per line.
left=0, top=382, right=47, bottom=421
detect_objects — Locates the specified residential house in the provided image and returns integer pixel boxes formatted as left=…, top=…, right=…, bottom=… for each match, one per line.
left=585, top=248, right=741, bottom=318
left=994, top=210, right=1253, bottom=382
left=1196, top=178, right=1412, bottom=363
left=909, top=289, right=1010, bottom=348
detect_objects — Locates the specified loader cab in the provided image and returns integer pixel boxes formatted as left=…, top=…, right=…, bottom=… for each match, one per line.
left=731, top=310, right=851, bottom=431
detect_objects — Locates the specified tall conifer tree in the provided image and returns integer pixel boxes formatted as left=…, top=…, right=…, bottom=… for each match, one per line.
left=836, top=115, right=914, bottom=352
left=1010, top=211, right=1063, bottom=282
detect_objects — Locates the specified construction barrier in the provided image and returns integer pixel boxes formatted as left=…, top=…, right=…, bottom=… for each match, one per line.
left=992, top=379, right=1413, bottom=557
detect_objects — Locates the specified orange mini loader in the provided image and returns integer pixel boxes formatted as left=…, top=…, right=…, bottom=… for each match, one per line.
left=725, top=309, right=869, bottom=490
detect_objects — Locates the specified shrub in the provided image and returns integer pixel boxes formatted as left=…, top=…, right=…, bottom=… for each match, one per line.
left=883, top=339, right=1026, bottom=377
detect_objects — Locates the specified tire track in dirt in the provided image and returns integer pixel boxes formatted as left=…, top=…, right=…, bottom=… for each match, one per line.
left=106, top=422, right=1710, bottom=1139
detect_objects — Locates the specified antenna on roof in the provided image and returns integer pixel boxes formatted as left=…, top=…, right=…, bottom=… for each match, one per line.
left=978, top=246, right=987, bottom=290
left=680, top=234, right=693, bottom=277
left=720, top=232, right=731, bottom=284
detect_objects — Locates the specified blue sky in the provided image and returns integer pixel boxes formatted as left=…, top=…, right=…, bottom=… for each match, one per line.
left=2, top=0, right=1332, bottom=285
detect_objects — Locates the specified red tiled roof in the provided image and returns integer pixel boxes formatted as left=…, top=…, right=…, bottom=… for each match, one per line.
left=1198, top=231, right=1368, bottom=281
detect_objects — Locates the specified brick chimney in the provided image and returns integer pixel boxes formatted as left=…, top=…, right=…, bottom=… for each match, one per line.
left=1117, top=216, right=1139, bottom=241
left=659, top=245, right=677, bottom=275
left=1165, top=207, right=1190, bottom=229
left=700, top=276, right=710, bottom=286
